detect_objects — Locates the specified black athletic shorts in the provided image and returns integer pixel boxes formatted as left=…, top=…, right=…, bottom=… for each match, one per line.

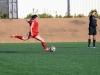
left=27, top=31, right=31, bottom=39
left=88, top=26, right=97, bottom=35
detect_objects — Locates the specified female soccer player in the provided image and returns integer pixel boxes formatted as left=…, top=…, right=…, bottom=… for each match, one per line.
left=11, top=15, right=50, bottom=51
left=88, top=11, right=97, bottom=48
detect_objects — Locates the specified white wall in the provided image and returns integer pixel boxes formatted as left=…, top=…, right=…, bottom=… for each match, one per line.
left=70, top=0, right=100, bottom=16
left=18, top=0, right=100, bottom=18
left=18, top=0, right=67, bottom=18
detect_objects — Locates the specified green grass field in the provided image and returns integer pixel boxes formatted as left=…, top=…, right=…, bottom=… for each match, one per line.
left=0, top=42, right=100, bottom=75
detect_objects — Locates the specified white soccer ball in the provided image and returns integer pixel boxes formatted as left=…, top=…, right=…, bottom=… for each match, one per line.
left=50, top=46, right=56, bottom=52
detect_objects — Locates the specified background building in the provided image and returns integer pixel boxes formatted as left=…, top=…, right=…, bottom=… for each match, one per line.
left=17, top=0, right=100, bottom=18
left=69, top=0, right=100, bottom=16
left=8, top=0, right=18, bottom=19
left=0, top=0, right=18, bottom=19
left=0, top=0, right=100, bottom=18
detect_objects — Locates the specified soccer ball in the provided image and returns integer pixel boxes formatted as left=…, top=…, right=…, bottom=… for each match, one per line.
left=50, top=46, right=56, bottom=52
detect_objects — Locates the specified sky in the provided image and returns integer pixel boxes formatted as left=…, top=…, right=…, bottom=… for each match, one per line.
left=18, top=0, right=100, bottom=18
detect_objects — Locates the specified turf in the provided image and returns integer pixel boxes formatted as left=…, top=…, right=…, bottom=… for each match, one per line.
left=0, top=42, right=100, bottom=75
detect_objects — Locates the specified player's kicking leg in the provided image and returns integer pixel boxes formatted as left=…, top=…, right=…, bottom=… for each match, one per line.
left=34, top=35, right=50, bottom=52
left=11, top=31, right=31, bottom=41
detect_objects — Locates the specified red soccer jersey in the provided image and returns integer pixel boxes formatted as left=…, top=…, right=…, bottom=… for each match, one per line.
left=30, top=20, right=39, bottom=36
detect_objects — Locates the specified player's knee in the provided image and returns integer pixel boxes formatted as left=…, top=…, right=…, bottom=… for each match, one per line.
left=22, top=37, right=28, bottom=41
left=93, top=36, right=96, bottom=39
left=89, top=36, right=92, bottom=39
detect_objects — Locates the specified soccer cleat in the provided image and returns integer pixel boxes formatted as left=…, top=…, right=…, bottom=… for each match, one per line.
left=93, top=45, right=97, bottom=48
left=88, top=45, right=92, bottom=48
left=45, top=48, right=50, bottom=52
left=10, top=34, right=18, bottom=38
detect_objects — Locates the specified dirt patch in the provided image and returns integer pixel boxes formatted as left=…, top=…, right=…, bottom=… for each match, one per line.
left=70, top=20, right=86, bottom=25
left=0, top=18, right=100, bottom=43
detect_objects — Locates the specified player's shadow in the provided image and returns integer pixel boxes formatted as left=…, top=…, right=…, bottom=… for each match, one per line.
left=0, top=51, right=39, bottom=54
left=57, top=47, right=83, bottom=49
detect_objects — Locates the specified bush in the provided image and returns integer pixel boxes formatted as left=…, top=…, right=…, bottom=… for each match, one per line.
left=55, top=15, right=62, bottom=18
left=26, top=13, right=33, bottom=18
left=55, top=14, right=59, bottom=18
left=76, top=14, right=85, bottom=18
left=59, top=15, right=62, bottom=18
left=47, top=14, right=53, bottom=18
left=1, top=13, right=8, bottom=19
left=63, top=15, right=73, bottom=18
left=38, top=13, right=53, bottom=18
left=97, top=14, right=100, bottom=18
